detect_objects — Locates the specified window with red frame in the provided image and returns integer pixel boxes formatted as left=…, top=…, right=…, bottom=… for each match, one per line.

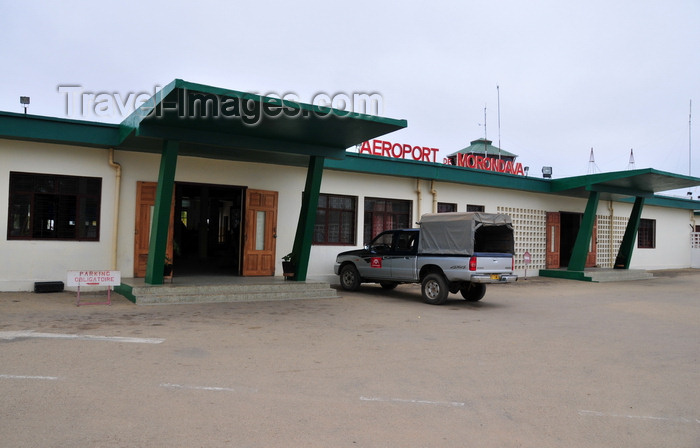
left=363, top=198, right=412, bottom=245
left=313, top=194, right=356, bottom=245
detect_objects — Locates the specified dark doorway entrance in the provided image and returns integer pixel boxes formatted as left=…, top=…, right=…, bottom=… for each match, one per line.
left=559, top=212, right=582, bottom=268
left=174, top=183, right=244, bottom=276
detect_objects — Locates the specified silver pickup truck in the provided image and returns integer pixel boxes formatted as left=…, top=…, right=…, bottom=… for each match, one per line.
left=334, top=212, right=517, bottom=305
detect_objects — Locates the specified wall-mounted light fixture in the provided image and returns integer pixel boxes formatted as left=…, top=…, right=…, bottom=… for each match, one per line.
left=20, top=96, right=30, bottom=114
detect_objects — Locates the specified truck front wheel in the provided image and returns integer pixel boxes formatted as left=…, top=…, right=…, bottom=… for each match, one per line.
left=421, top=273, right=449, bottom=305
left=460, top=282, right=486, bottom=302
left=339, top=264, right=361, bottom=291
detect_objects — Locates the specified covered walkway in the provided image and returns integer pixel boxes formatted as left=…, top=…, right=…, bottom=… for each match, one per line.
left=117, top=79, right=406, bottom=285
left=541, top=169, right=700, bottom=280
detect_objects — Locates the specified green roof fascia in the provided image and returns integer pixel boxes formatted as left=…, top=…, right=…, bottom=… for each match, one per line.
left=119, top=79, right=179, bottom=142
left=324, top=153, right=550, bottom=193
left=550, top=168, right=700, bottom=193
left=119, top=79, right=407, bottom=143
left=326, top=154, right=700, bottom=212
left=0, top=111, right=121, bottom=147
left=550, top=169, right=646, bottom=192
left=619, top=194, right=700, bottom=211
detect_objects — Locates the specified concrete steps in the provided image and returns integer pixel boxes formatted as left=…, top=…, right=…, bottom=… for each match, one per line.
left=584, top=269, right=654, bottom=282
left=116, top=278, right=338, bottom=305
left=539, top=268, right=654, bottom=282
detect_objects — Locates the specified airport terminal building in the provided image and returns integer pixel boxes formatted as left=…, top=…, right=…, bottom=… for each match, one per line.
left=1, top=79, right=699, bottom=294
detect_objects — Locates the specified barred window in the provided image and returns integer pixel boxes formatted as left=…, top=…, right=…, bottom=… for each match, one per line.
left=467, top=204, right=485, bottom=212
left=437, top=202, right=457, bottom=213
left=363, top=198, right=412, bottom=245
left=637, top=219, right=655, bottom=249
left=314, top=194, right=356, bottom=245
left=8, top=172, right=101, bottom=241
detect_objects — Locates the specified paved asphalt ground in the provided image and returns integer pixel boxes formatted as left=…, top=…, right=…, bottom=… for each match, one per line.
left=1, top=270, right=698, bottom=448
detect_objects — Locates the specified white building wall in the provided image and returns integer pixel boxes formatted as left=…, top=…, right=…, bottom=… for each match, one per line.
left=309, top=171, right=420, bottom=282
left=0, top=140, right=118, bottom=290
left=627, top=207, right=693, bottom=270
left=0, top=142, right=312, bottom=290
left=0, top=138, right=696, bottom=290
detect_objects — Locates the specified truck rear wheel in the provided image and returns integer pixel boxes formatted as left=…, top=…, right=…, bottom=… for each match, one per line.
left=421, top=273, right=448, bottom=305
left=339, top=264, right=361, bottom=291
left=460, top=282, right=486, bottom=301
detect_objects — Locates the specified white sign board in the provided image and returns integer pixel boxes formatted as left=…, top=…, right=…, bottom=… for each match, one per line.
left=67, top=270, right=121, bottom=287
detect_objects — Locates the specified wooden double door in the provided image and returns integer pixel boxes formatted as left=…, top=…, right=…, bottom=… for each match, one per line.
left=134, top=182, right=278, bottom=277
left=546, top=211, right=597, bottom=269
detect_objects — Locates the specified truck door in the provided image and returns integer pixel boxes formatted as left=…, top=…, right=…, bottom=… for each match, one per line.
left=388, top=231, right=418, bottom=281
left=360, top=231, right=394, bottom=280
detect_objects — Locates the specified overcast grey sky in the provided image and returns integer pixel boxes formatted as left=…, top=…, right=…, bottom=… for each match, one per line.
left=2, top=0, right=699, bottom=190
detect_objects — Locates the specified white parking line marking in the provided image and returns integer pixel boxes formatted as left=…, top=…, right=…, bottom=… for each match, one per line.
left=0, top=330, right=164, bottom=344
left=578, top=410, right=699, bottom=424
left=160, top=383, right=257, bottom=393
left=0, top=374, right=59, bottom=380
left=360, top=396, right=466, bottom=408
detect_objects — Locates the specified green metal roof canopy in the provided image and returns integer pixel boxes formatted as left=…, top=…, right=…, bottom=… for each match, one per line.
left=117, top=79, right=406, bottom=286
left=550, top=168, right=700, bottom=200
left=544, top=168, right=700, bottom=279
left=119, top=79, right=407, bottom=166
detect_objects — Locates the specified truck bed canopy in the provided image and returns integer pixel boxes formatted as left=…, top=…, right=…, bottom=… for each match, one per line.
left=417, top=212, right=514, bottom=255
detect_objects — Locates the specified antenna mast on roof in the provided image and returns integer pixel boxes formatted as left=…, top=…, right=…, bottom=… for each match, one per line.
left=627, top=148, right=636, bottom=170
left=690, top=99, right=693, bottom=176
left=483, top=105, right=487, bottom=157
left=497, top=85, right=502, bottom=160
left=587, top=147, right=600, bottom=174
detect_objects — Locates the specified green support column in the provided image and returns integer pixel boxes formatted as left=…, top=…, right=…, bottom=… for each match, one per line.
left=145, top=140, right=179, bottom=284
left=567, top=190, right=600, bottom=272
left=614, top=196, right=645, bottom=269
left=291, top=156, right=325, bottom=281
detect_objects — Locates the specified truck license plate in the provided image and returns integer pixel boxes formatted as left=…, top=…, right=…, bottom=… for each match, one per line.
left=490, top=274, right=500, bottom=280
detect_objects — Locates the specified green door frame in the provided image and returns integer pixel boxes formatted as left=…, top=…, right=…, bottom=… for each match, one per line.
left=567, top=190, right=600, bottom=272
left=614, top=196, right=645, bottom=269
left=290, top=156, right=325, bottom=281
left=145, top=140, right=179, bottom=284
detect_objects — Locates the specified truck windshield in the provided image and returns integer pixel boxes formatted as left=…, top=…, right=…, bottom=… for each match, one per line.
left=474, top=225, right=514, bottom=254
left=370, top=233, right=393, bottom=254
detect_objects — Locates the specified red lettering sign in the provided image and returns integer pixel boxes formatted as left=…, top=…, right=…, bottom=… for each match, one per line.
left=358, top=139, right=438, bottom=163
left=67, top=270, right=121, bottom=286
left=451, top=154, right=525, bottom=176
left=359, top=139, right=525, bottom=176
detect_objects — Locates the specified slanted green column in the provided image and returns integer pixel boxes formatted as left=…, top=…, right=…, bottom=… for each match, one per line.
left=614, top=196, right=645, bottom=269
left=567, top=190, right=600, bottom=271
left=145, top=140, right=179, bottom=284
left=291, top=156, right=325, bottom=281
